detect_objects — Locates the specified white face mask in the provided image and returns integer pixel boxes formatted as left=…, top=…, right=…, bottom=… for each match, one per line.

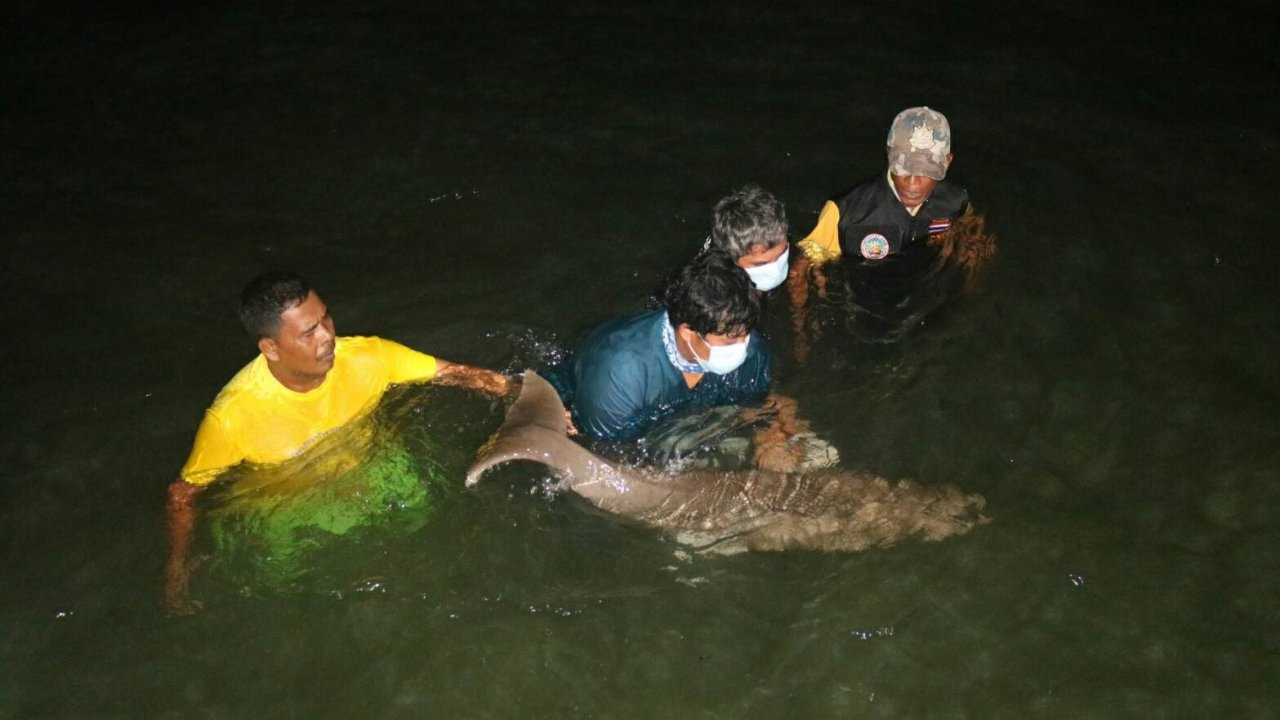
left=743, top=246, right=790, bottom=291
left=693, top=334, right=750, bottom=375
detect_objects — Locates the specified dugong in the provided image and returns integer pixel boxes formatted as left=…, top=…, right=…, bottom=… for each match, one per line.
left=467, top=371, right=988, bottom=553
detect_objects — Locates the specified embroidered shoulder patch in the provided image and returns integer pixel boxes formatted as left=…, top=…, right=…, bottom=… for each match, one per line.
left=860, top=233, right=890, bottom=260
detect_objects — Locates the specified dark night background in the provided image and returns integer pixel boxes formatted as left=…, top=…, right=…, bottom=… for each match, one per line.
left=2, top=1, right=1277, bottom=717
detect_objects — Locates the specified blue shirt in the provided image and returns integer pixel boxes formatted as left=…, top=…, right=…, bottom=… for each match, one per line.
left=547, top=310, right=772, bottom=440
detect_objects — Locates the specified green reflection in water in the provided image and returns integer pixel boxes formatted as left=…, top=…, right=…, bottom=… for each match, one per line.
left=200, top=392, right=452, bottom=593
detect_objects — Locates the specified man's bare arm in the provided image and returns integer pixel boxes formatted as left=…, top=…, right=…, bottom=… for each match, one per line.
left=432, top=359, right=509, bottom=397
left=164, top=478, right=205, bottom=615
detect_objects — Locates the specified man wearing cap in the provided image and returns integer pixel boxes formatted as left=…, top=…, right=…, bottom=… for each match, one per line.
left=796, top=106, right=968, bottom=266
left=545, top=249, right=838, bottom=472
left=549, top=249, right=774, bottom=442
left=791, top=106, right=993, bottom=344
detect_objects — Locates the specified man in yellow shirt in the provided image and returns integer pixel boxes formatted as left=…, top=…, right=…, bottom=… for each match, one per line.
left=164, top=271, right=507, bottom=613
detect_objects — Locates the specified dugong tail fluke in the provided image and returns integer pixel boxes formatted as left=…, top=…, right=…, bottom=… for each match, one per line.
left=465, top=370, right=581, bottom=486
left=468, top=371, right=989, bottom=553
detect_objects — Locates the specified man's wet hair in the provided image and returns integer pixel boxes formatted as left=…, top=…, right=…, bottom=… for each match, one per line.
left=239, top=271, right=311, bottom=339
left=710, top=185, right=788, bottom=259
left=661, top=249, right=761, bottom=337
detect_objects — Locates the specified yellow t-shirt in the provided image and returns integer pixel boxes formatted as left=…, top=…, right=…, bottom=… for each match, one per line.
left=180, top=336, right=437, bottom=484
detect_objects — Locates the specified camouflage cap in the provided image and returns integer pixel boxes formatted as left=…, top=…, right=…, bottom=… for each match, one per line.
left=886, top=106, right=951, bottom=181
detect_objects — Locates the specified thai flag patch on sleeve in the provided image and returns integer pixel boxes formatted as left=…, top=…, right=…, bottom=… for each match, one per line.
left=928, top=218, right=952, bottom=235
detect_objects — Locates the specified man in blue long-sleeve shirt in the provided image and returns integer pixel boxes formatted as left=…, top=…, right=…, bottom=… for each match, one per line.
left=558, top=249, right=771, bottom=440
left=547, top=249, right=837, bottom=472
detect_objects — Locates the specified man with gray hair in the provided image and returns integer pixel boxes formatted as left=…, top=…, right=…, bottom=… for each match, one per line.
left=707, top=185, right=792, bottom=293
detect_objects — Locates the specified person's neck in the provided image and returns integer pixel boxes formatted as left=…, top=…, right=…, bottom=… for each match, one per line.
left=266, top=361, right=327, bottom=393
left=886, top=170, right=923, bottom=216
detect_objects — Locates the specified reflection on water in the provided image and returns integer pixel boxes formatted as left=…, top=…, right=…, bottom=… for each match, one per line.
left=201, top=388, right=452, bottom=594
left=792, top=212, right=999, bottom=348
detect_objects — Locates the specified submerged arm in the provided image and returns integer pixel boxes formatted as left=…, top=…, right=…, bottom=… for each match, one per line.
left=164, top=478, right=205, bottom=615
left=786, top=252, right=816, bottom=363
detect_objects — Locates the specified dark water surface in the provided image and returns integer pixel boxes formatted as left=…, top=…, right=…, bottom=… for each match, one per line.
left=3, top=1, right=1277, bottom=717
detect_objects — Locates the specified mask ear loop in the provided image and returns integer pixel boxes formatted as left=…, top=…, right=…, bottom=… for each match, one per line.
left=692, top=334, right=711, bottom=364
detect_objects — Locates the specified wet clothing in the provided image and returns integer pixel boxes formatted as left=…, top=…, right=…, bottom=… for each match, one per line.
left=546, top=309, right=772, bottom=441
left=180, top=336, right=438, bottom=484
left=797, top=173, right=971, bottom=342
left=204, top=421, right=450, bottom=591
left=797, top=173, right=970, bottom=266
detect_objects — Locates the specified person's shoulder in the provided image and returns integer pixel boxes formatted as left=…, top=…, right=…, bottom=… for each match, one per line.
left=336, top=335, right=412, bottom=361
left=337, top=335, right=436, bottom=381
left=205, top=353, right=273, bottom=420
left=747, top=330, right=772, bottom=356
left=572, top=342, right=663, bottom=424
left=602, top=308, right=664, bottom=332
left=212, top=354, right=267, bottom=402
left=580, top=310, right=663, bottom=350
left=732, top=340, right=773, bottom=393
left=580, top=342, right=655, bottom=382
left=576, top=322, right=669, bottom=394
left=336, top=335, right=381, bottom=353
left=933, top=180, right=970, bottom=210
left=324, top=335, right=378, bottom=369
left=744, top=334, right=773, bottom=372
left=832, top=176, right=893, bottom=213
